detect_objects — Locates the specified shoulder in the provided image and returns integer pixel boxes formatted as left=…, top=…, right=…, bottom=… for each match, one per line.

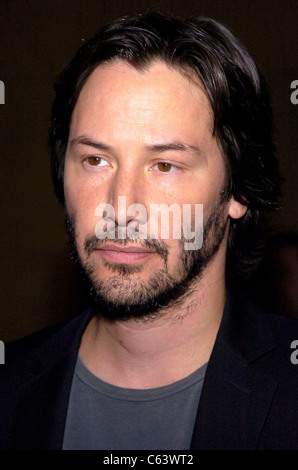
left=261, top=312, right=298, bottom=370
left=0, top=309, right=94, bottom=382
left=4, top=321, right=70, bottom=362
left=265, top=311, right=298, bottom=339
left=225, top=284, right=298, bottom=372
left=0, top=309, right=93, bottom=450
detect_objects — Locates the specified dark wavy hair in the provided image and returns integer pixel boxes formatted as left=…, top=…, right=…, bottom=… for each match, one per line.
left=49, top=12, right=281, bottom=277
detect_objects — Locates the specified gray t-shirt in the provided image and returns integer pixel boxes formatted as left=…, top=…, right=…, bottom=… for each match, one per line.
left=63, top=355, right=207, bottom=450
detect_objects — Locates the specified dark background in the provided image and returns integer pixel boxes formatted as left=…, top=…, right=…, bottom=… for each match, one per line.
left=0, top=0, right=297, bottom=342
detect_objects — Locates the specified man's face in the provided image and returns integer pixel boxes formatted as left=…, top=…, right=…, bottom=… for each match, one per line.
left=64, top=60, right=235, bottom=320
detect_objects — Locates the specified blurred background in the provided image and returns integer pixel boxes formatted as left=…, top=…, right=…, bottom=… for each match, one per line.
left=0, top=0, right=297, bottom=342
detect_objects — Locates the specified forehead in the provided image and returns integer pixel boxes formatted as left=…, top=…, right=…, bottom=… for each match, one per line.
left=70, top=60, right=214, bottom=143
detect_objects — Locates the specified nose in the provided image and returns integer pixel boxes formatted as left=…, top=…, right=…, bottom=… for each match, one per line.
left=107, top=166, right=147, bottom=229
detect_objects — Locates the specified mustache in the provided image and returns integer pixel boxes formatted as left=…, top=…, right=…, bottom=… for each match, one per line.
left=84, top=226, right=169, bottom=264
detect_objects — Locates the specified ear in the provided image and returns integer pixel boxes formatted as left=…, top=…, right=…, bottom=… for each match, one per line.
left=228, top=197, right=247, bottom=220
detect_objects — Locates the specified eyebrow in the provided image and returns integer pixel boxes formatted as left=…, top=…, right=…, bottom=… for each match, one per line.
left=145, top=142, right=201, bottom=157
left=70, top=136, right=113, bottom=152
left=70, top=136, right=202, bottom=157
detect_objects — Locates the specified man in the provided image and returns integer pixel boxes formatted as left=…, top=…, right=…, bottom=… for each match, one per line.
left=1, top=12, right=297, bottom=450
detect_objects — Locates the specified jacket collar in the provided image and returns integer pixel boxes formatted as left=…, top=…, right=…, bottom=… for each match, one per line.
left=190, top=287, right=278, bottom=449
left=12, top=309, right=94, bottom=450
left=218, top=287, right=276, bottom=363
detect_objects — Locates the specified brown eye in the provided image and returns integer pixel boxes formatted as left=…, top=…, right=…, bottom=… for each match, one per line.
left=157, top=162, right=173, bottom=172
left=85, top=156, right=109, bottom=168
left=87, top=156, right=101, bottom=166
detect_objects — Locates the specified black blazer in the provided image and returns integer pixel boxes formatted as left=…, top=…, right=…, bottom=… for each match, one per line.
left=1, top=288, right=298, bottom=450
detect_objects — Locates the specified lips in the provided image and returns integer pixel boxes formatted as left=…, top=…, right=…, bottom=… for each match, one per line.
left=97, top=243, right=154, bottom=263
left=99, top=244, right=151, bottom=253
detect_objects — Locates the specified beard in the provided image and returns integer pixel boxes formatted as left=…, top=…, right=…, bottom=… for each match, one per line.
left=66, top=195, right=229, bottom=322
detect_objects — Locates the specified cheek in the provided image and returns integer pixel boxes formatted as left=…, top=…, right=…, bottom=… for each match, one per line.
left=64, top=162, right=106, bottom=236
left=164, top=239, right=186, bottom=275
left=64, top=183, right=78, bottom=219
left=64, top=188, right=97, bottom=253
left=64, top=159, right=79, bottom=216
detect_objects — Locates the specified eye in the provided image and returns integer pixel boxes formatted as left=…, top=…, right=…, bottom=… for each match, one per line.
left=155, top=162, right=179, bottom=173
left=84, top=156, right=109, bottom=167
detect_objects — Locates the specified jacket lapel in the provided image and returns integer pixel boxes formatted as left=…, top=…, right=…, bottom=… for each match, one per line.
left=190, top=289, right=278, bottom=450
left=12, top=310, right=93, bottom=450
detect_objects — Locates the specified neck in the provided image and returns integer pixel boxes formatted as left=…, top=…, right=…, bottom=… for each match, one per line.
left=80, top=255, right=226, bottom=389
